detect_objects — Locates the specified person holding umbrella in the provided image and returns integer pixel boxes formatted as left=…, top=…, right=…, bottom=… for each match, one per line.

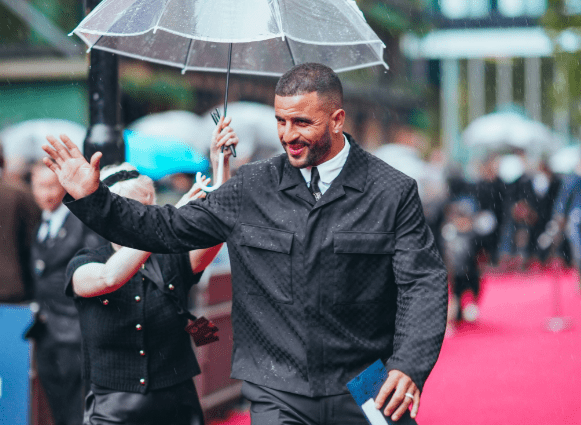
left=43, top=63, right=447, bottom=425
left=61, top=118, right=238, bottom=425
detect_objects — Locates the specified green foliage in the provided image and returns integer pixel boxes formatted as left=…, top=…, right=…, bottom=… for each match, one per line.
left=0, top=5, right=29, bottom=43
left=541, top=0, right=581, bottom=131
left=356, top=0, right=431, bottom=35
left=0, top=0, right=83, bottom=47
left=120, top=66, right=197, bottom=111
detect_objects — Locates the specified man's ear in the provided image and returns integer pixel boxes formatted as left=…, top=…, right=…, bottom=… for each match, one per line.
left=330, top=108, right=345, bottom=135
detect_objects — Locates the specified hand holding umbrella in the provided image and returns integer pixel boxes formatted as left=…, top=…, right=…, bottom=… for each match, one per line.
left=196, top=116, right=239, bottom=192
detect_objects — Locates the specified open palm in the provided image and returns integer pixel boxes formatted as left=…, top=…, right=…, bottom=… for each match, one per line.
left=42, top=134, right=102, bottom=200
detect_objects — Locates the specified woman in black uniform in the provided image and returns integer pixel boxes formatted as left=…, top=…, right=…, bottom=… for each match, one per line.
left=64, top=117, right=238, bottom=425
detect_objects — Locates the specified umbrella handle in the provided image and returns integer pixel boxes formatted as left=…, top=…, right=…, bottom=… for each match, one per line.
left=196, top=150, right=224, bottom=192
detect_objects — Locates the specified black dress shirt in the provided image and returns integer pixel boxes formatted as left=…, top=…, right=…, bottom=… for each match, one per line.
left=65, top=245, right=202, bottom=393
left=65, top=135, right=448, bottom=396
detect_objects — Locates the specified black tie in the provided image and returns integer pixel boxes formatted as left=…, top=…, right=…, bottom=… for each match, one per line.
left=310, top=167, right=322, bottom=201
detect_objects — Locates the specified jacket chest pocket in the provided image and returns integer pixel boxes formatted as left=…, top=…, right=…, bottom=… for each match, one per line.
left=239, top=224, right=294, bottom=303
left=333, top=231, right=395, bottom=305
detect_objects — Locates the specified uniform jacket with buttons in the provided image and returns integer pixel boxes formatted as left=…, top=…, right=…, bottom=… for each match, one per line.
left=65, top=135, right=448, bottom=396
left=65, top=244, right=202, bottom=393
left=32, top=212, right=105, bottom=343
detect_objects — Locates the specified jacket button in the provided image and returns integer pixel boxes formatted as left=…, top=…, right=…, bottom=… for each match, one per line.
left=102, top=299, right=109, bottom=306
left=135, top=295, right=141, bottom=302
left=139, top=378, right=145, bottom=385
left=136, top=324, right=142, bottom=331
left=168, top=284, right=175, bottom=291
left=139, top=350, right=145, bottom=356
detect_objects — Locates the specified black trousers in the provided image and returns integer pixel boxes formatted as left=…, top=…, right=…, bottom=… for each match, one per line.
left=83, top=379, right=204, bottom=425
left=36, top=337, right=84, bottom=425
left=241, top=381, right=368, bottom=425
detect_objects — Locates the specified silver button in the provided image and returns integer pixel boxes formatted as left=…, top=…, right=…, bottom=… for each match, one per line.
left=136, top=324, right=142, bottom=331
left=139, top=350, right=145, bottom=356
left=139, top=378, right=145, bottom=385
left=168, top=284, right=175, bottom=291
left=135, top=295, right=141, bottom=302
left=102, top=299, right=109, bottom=306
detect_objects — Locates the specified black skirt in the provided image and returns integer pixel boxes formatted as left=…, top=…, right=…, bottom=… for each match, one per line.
left=83, top=379, right=204, bottom=425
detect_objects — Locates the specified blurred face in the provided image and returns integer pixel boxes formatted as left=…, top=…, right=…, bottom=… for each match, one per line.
left=275, top=92, right=344, bottom=168
left=123, top=184, right=156, bottom=206
left=31, top=166, right=66, bottom=212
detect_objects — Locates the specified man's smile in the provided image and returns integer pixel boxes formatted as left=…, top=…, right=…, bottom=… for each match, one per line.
left=286, top=142, right=308, bottom=157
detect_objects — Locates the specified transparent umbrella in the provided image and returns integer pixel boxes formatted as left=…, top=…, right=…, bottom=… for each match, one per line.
left=462, top=111, right=555, bottom=154
left=128, top=110, right=209, bottom=152
left=128, top=103, right=282, bottom=163
left=71, top=0, right=387, bottom=190
left=72, top=0, right=387, bottom=77
left=0, top=119, right=86, bottom=176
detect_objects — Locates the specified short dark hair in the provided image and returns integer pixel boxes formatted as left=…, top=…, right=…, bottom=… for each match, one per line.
left=275, top=63, right=343, bottom=110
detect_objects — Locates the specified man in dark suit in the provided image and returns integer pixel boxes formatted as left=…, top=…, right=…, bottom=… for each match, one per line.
left=43, top=63, right=448, bottom=425
left=30, top=162, right=105, bottom=425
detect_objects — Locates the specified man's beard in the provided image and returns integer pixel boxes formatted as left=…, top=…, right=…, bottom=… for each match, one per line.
left=288, top=126, right=332, bottom=168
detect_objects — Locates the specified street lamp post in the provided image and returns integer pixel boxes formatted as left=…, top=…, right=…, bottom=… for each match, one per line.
left=83, top=0, right=125, bottom=167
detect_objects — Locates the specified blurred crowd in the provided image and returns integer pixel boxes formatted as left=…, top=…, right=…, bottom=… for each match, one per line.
left=411, top=146, right=581, bottom=332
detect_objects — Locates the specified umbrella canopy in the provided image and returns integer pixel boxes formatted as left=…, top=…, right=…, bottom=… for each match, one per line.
left=71, top=0, right=387, bottom=76
left=462, top=111, right=555, bottom=154
left=128, top=110, right=208, bottom=152
left=0, top=119, right=86, bottom=175
left=129, top=103, right=283, bottom=162
left=549, top=145, right=580, bottom=174
left=124, top=129, right=209, bottom=180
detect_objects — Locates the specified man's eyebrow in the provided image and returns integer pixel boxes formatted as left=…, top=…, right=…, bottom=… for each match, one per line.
left=274, top=115, right=313, bottom=123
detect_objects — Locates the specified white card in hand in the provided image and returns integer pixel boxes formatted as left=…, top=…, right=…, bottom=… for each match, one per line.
left=362, top=398, right=389, bottom=425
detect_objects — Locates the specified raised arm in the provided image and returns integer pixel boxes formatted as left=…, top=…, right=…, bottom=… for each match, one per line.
left=185, top=115, right=239, bottom=272
left=42, top=134, right=243, bottom=255
left=42, top=135, right=101, bottom=199
left=72, top=248, right=151, bottom=297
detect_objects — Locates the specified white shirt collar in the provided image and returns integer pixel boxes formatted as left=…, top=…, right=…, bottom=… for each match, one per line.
left=38, top=203, right=69, bottom=241
left=300, top=135, right=351, bottom=187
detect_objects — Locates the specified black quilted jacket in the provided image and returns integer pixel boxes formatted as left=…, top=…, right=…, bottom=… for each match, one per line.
left=65, top=135, right=448, bottom=396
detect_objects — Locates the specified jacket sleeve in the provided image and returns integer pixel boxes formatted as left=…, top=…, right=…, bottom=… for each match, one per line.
left=64, top=170, right=243, bottom=254
left=385, top=179, right=448, bottom=392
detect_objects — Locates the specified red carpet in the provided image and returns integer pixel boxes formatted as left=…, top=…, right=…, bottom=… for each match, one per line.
left=209, top=269, right=581, bottom=425
left=419, top=268, right=581, bottom=425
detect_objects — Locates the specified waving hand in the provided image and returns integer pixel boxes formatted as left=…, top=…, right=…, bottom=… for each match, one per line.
left=42, top=134, right=102, bottom=200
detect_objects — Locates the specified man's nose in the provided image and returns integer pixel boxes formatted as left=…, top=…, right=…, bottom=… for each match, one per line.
left=281, top=123, right=299, bottom=143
